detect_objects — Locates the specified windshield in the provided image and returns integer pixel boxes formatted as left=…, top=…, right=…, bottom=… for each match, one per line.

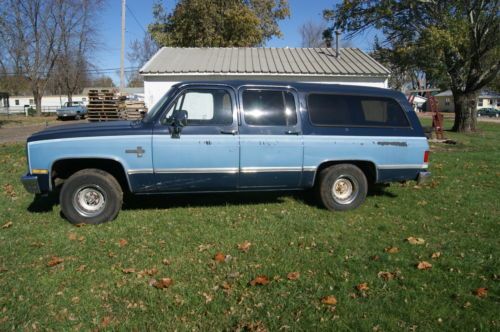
left=142, top=86, right=178, bottom=123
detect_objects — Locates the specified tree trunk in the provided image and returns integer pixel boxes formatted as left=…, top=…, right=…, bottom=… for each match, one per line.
left=452, top=91, right=478, bottom=132
left=67, top=93, right=73, bottom=103
left=33, top=90, right=42, bottom=116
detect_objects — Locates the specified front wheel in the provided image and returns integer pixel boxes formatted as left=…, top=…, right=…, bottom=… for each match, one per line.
left=317, top=164, right=368, bottom=211
left=60, top=169, right=123, bottom=224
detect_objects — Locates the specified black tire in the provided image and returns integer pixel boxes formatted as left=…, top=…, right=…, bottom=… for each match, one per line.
left=317, top=164, right=368, bottom=211
left=60, top=169, right=123, bottom=225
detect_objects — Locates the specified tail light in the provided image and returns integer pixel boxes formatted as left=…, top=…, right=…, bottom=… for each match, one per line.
left=424, top=150, right=430, bottom=163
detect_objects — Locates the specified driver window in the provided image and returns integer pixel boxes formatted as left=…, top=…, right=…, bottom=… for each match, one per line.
left=165, top=89, right=233, bottom=126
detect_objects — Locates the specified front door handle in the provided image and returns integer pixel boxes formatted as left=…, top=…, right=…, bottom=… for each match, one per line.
left=285, top=130, right=300, bottom=135
left=220, top=130, right=237, bottom=135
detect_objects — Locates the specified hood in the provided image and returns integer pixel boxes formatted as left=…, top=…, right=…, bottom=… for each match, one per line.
left=27, top=120, right=153, bottom=143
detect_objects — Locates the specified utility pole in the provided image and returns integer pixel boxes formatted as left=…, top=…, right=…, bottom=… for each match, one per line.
left=120, top=0, right=126, bottom=92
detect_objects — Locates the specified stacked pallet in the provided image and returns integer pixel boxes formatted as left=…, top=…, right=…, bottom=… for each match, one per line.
left=119, top=101, right=147, bottom=120
left=87, top=89, right=120, bottom=121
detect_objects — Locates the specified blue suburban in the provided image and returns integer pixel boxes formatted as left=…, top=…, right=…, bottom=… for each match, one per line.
left=21, top=81, right=431, bottom=224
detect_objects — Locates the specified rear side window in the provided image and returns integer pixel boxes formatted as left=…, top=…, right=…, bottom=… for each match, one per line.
left=242, top=90, right=297, bottom=126
left=308, top=94, right=410, bottom=127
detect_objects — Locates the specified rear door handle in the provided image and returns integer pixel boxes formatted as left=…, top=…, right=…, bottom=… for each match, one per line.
left=220, top=129, right=237, bottom=135
left=285, top=130, right=300, bottom=135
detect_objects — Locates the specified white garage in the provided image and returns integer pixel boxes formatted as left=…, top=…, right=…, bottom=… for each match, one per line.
left=140, top=47, right=390, bottom=109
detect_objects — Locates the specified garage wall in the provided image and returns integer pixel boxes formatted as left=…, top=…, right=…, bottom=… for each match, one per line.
left=143, top=74, right=389, bottom=109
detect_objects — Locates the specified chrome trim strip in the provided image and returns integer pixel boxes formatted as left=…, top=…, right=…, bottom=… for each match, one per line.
left=303, top=166, right=317, bottom=172
left=378, top=164, right=428, bottom=170
left=127, top=169, right=154, bottom=175
left=241, top=167, right=302, bottom=173
left=155, top=167, right=239, bottom=174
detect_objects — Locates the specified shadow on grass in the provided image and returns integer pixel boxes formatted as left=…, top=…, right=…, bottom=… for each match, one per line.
left=25, top=185, right=398, bottom=214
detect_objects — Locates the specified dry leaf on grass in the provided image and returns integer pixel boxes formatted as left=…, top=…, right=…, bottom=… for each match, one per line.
left=431, top=252, right=441, bottom=259
left=237, top=240, right=252, bottom=252
left=249, top=275, right=269, bottom=286
left=406, top=237, right=425, bottom=245
left=377, top=271, right=396, bottom=281
left=202, top=292, right=213, bottom=303
left=3, top=184, right=16, bottom=197
left=47, top=256, right=64, bottom=267
left=122, top=268, right=136, bottom=274
left=385, top=246, right=400, bottom=254
left=287, top=272, right=300, bottom=280
left=118, top=239, right=128, bottom=247
left=1, top=221, right=13, bottom=229
left=162, top=259, right=171, bottom=266
left=214, top=252, right=225, bottom=262
left=417, top=261, right=433, bottom=270
left=101, top=316, right=112, bottom=327
left=67, top=232, right=77, bottom=241
left=321, top=295, right=337, bottom=305
left=474, top=287, right=488, bottom=298
left=75, top=265, right=86, bottom=272
left=356, top=283, right=369, bottom=291
left=151, top=277, right=173, bottom=289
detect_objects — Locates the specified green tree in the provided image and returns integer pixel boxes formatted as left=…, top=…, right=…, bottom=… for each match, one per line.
left=148, top=0, right=290, bottom=47
left=327, top=0, right=500, bottom=132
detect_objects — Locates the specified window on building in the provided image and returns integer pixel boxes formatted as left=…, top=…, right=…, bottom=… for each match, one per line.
left=164, top=89, right=233, bottom=126
left=15, top=100, right=19, bottom=106
left=29, top=99, right=34, bottom=105
left=308, top=94, right=410, bottom=127
left=478, top=99, right=483, bottom=107
left=445, top=98, right=450, bottom=106
left=242, top=90, right=297, bottom=126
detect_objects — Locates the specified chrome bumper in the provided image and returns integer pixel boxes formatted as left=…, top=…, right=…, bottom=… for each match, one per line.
left=417, top=171, right=432, bottom=185
left=20, top=174, right=41, bottom=194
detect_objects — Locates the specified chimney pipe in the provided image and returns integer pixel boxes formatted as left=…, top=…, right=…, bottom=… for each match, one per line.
left=335, top=30, right=341, bottom=57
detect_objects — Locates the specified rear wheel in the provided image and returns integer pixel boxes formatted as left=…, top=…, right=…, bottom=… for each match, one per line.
left=60, top=169, right=123, bottom=224
left=317, top=164, right=368, bottom=211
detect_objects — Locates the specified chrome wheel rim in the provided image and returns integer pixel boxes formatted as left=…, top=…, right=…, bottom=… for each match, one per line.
left=73, top=185, right=106, bottom=217
left=331, top=175, right=358, bottom=205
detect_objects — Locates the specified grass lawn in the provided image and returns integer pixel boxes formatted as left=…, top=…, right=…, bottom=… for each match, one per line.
left=0, top=115, right=59, bottom=128
left=0, top=121, right=498, bottom=330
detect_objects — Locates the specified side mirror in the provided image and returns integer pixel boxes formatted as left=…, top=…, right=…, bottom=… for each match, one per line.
left=170, top=110, right=188, bottom=138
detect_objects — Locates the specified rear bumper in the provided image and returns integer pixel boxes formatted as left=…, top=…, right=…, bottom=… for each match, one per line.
left=417, top=171, right=432, bottom=185
left=20, top=173, right=41, bottom=194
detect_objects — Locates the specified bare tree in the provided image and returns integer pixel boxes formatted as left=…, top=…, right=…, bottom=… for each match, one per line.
left=126, top=34, right=159, bottom=87
left=299, top=20, right=327, bottom=48
left=54, top=0, right=102, bottom=102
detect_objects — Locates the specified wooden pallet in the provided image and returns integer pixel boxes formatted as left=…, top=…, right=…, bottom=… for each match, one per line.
left=87, top=89, right=120, bottom=121
left=118, top=101, right=147, bottom=120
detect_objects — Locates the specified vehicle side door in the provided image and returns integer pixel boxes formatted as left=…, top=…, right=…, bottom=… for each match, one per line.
left=238, top=87, right=303, bottom=189
left=152, top=86, right=239, bottom=192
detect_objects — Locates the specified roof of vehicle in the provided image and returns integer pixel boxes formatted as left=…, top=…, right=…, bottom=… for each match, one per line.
left=141, top=47, right=391, bottom=77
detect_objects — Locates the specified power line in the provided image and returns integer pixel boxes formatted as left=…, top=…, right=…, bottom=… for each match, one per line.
left=0, top=67, right=141, bottom=76
left=126, top=4, right=147, bottom=35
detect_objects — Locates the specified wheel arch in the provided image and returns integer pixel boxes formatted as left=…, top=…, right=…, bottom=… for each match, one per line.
left=313, top=160, right=377, bottom=187
left=51, top=157, right=132, bottom=193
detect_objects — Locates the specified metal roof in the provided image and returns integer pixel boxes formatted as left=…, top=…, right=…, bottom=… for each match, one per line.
left=140, top=47, right=390, bottom=77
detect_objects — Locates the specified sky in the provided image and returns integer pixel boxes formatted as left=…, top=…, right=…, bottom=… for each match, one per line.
left=94, top=0, right=378, bottom=85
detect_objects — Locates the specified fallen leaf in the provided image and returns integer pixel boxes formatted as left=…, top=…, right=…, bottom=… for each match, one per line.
left=237, top=240, right=252, bottom=252
left=122, top=268, right=136, bottom=274
left=75, top=265, right=86, bottom=272
left=202, top=292, right=213, bottom=303
left=138, top=268, right=158, bottom=277
left=214, top=252, right=225, bottom=262
left=371, top=255, right=380, bottom=261
left=250, top=275, right=269, bottom=286
left=47, top=256, right=64, bottom=267
left=162, top=259, right=171, bottom=266
left=67, top=232, right=77, bottom=241
left=1, top=221, right=12, bottom=229
left=417, top=261, right=433, bottom=270
left=431, top=252, right=441, bottom=259
left=221, top=281, right=232, bottom=290
left=474, top=287, right=488, bottom=298
left=198, top=243, right=213, bottom=252
left=321, top=295, right=337, bottom=305
left=377, top=271, right=395, bottom=281
left=152, top=277, right=173, bottom=289
left=3, top=184, right=16, bottom=197
left=384, top=246, right=400, bottom=254
left=287, top=272, right=300, bottom=280
left=356, top=283, right=369, bottom=291
left=101, top=316, right=112, bottom=327
left=119, top=239, right=128, bottom=247
left=406, top=237, right=426, bottom=245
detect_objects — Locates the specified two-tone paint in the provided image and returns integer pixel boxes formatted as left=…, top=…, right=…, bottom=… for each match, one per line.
left=23, top=81, right=430, bottom=195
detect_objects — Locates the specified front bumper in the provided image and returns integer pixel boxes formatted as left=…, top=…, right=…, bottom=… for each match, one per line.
left=20, top=174, right=41, bottom=194
left=417, top=171, right=432, bottom=185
